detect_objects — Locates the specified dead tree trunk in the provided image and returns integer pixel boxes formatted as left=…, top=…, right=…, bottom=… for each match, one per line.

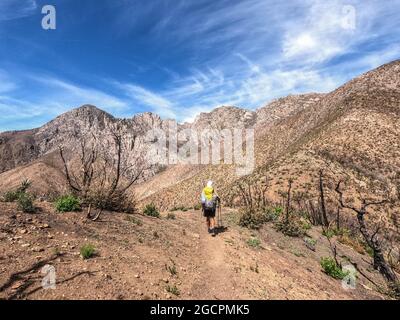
left=335, top=181, right=399, bottom=294
left=285, top=179, right=293, bottom=224
left=336, top=206, right=341, bottom=230
left=319, top=170, right=329, bottom=228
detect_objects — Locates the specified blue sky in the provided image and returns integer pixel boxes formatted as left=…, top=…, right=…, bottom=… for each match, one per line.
left=0, top=0, right=399, bottom=131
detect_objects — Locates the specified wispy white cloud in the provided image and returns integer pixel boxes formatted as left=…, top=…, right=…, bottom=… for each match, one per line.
left=114, top=82, right=176, bottom=119
left=105, top=0, right=399, bottom=124
left=0, top=73, right=133, bottom=131
left=0, top=70, right=17, bottom=93
left=0, top=0, right=37, bottom=21
left=110, top=53, right=340, bottom=124
left=31, top=75, right=129, bottom=112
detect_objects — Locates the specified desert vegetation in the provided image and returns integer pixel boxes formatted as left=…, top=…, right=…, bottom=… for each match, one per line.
left=1, top=179, right=36, bottom=213
left=58, top=130, right=148, bottom=221
left=234, top=169, right=400, bottom=298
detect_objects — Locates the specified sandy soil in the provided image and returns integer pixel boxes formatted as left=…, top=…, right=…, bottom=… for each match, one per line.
left=0, top=202, right=388, bottom=300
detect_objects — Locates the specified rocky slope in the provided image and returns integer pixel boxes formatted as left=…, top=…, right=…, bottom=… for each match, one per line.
left=141, top=60, right=400, bottom=213
left=0, top=60, right=399, bottom=214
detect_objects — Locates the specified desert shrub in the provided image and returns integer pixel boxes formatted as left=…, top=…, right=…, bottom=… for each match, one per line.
left=246, top=237, right=261, bottom=248
left=301, top=220, right=312, bottom=231
left=193, top=203, right=202, bottom=211
left=322, top=228, right=336, bottom=239
left=18, top=179, right=32, bottom=193
left=86, top=188, right=137, bottom=214
left=274, top=219, right=305, bottom=237
left=265, top=207, right=282, bottom=222
left=166, top=285, right=180, bottom=296
left=2, top=179, right=32, bottom=203
left=80, top=244, right=96, bottom=259
left=238, top=208, right=267, bottom=230
left=166, top=262, right=177, bottom=276
left=17, top=193, right=35, bottom=213
left=2, top=190, right=22, bottom=203
left=323, top=227, right=350, bottom=239
left=55, top=195, right=81, bottom=212
left=320, top=257, right=348, bottom=279
left=250, top=263, right=259, bottom=273
left=388, top=283, right=400, bottom=300
left=143, top=203, right=160, bottom=218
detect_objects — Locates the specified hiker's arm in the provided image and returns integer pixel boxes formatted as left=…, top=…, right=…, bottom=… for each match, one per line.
left=201, top=191, right=206, bottom=212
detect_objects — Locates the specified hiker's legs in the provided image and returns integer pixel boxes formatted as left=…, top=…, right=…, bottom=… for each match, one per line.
left=206, top=217, right=211, bottom=229
left=210, top=217, right=215, bottom=229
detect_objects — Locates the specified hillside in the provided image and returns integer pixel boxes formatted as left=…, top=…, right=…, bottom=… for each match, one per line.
left=141, top=60, right=400, bottom=212
left=0, top=202, right=386, bottom=300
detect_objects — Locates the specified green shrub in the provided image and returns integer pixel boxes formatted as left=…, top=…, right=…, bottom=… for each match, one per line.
left=166, top=263, right=177, bottom=276
left=323, top=227, right=349, bottom=239
left=143, top=203, right=160, bottom=218
left=322, top=229, right=335, bottom=239
left=265, top=207, right=281, bottom=222
left=18, top=179, right=32, bottom=193
left=273, top=206, right=283, bottom=215
left=246, top=237, right=261, bottom=248
left=193, top=203, right=202, bottom=211
left=2, top=190, right=22, bottom=203
left=2, top=179, right=33, bottom=203
left=80, top=244, right=96, bottom=259
left=301, top=220, right=312, bottom=231
left=17, top=193, right=35, bottom=213
left=55, top=195, right=80, bottom=212
left=320, top=257, right=348, bottom=279
left=166, top=285, right=180, bottom=296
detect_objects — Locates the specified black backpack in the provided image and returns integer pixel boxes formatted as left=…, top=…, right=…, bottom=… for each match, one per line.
left=204, top=196, right=219, bottom=210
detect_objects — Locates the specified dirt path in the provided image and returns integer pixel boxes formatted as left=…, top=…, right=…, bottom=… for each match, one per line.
left=189, top=212, right=252, bottom=300
left=196, top=226, right=231, bottom=299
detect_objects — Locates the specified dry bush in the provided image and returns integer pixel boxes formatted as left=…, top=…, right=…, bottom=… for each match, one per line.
left=59, top=130, right=147, bottom=219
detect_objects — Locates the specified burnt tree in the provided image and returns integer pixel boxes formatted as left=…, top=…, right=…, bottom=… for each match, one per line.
left=59, top=130, right=147, bottom=221
left=335, top=181, right=399, bottom=295
left=318, top=170, right=330, bottom=228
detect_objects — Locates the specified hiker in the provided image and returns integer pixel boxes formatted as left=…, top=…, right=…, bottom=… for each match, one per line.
left=201, top=180, right=219, bottom=237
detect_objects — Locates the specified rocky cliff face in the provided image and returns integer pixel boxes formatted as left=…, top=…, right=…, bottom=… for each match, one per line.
left=0, top=105, right=171, bottom=175
left=188, top=106, right=256, bottom=130
left=0, top=94, right=314, bottom=175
